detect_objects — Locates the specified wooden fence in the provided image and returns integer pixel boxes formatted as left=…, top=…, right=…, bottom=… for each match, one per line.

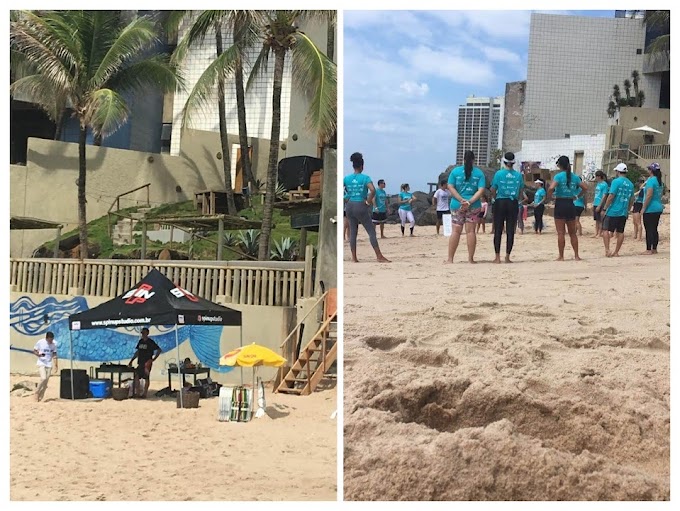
left=9, top=258, right=313, bottom=307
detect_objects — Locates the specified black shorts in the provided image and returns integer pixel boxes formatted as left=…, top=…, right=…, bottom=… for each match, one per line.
left=343, top=210, right=346, bottom=217
left=593, top=208, right=604, bottom=222
left=574, top=206, right=584, bottom=217
left=605, top=215, right=627, bottom=233
left=632, top=202, right=643, bottom=213
left=136, top=361, right=152, bottom=378
left=372, top=212, right=387, bottom=223
left=436, top=210, right=448, bottom=220
left=554, top=198, right=576, bottom=221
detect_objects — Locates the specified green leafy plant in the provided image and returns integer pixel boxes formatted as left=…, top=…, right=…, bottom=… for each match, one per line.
left=236, top=229, right=260, bottom=258
left=270, top=237, right=298, bottom=261
left=275, top=182, right=288, bottom=201
left=223, top=231, right=237, bottom=247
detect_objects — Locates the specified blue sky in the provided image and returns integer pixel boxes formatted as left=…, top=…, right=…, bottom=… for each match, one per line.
left=343, top=10, right=614, bottom=194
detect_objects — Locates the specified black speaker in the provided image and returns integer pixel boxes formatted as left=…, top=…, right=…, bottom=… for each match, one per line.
left=60, top=369, right=90, bottom=399
left=277, top=156, right=323, bottom=191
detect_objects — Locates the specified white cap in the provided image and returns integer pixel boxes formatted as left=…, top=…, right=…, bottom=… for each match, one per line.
left=614, top=163, right=628, bottom=173
left=534, top=179, right=543, bottom=184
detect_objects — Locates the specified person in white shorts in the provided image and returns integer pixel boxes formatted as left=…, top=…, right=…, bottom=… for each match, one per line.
left=432, top=180, right=451, bottom=235
left=33, top=331, right=58, bottom=402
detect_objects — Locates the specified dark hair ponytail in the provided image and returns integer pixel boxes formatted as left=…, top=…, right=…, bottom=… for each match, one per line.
left=464, top=150, right=474, bottom=180
left=557, top=155, right=571, bottom=186
left=652, top=168, right=662, bottom=187
left=350, top=152, right=364, bottom=170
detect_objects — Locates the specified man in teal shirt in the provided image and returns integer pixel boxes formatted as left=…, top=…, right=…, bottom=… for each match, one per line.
left=592, top=171, right=609, bottom=238
left=372, top=179, right=389, bottom=239
left=490, top=152, right=524, bottom=263
left=602, top=163, right=635, bottom=257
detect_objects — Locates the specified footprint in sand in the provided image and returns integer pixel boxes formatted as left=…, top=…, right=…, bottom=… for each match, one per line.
left=459, top=313, right=484, bottom=321
left=363, top=335, right=407, bottom=351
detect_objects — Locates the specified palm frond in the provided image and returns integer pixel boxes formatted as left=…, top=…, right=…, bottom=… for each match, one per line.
left=185, top=10, right=229, bottom=46
left=10, top=13, right=75, bottom=93
left=291, top=31, right=337, bottom=142
left=646, top=34, right=670, bottom=54
left=181, top=43, right=240, bottom=127
left=84, top=88, right=129, bottom=137
left=90, top=15, right=160, bottom=89
left=645, top=10, right=670, bottom=29
left=10, top=74, right=66, bottom=121
left=246, top=44, right=271, bottom=91
left=163, top=10, right=190, bottom=39
left=106, top=54, right=183, bottom=95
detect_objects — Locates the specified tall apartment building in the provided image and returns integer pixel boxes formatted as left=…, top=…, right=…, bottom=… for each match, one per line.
left=455, top=96, right=504, bottom=166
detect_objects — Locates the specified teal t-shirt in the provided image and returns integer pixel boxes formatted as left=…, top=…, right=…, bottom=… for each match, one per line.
left=644, top=177, right=664, bottom=214
left=552, top=171, right=582, bottom=198
left=399, top=191, right=413, bottom=211
left=533, top=188, right=546, bottom=205
left=343, top=173, right=372, bottom=202
left=606, top=176, right=635, bottom=217
left=634, top=187, right=645, bottom=203
left=374, top=188, right=387, bottom=213
left=573, top=195, right=585, bottom=208
left=448, top=166, right=487, bottom=210
left=593, top=181, right=608, bottom=206
left=491, top=168, right=524, bottom=200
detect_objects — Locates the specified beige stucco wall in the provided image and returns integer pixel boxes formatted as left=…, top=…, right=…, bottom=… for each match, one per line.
left=10, top=136, right=246, bottom=257
left=609, top=107, right=670, bottom=149
left=10, top=291, right=296, bottom=386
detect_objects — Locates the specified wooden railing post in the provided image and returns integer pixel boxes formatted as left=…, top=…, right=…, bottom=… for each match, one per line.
left=303, top=245, right=314, bottom=297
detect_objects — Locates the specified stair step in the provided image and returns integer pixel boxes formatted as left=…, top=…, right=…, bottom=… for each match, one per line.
left=277, top=387, right=303, bottom=394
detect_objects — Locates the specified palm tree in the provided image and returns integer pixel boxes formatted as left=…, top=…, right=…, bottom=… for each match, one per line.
left=11, top=10, right=180, bottom=258
left=623, top=79, right=632, bottom=104
left=169, top=10, right=261, bottom=214
left=248, top=10, right=337, bottom=260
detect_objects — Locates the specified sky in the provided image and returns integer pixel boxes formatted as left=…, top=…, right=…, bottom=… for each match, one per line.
left=343, top=10, right=614, bottom=194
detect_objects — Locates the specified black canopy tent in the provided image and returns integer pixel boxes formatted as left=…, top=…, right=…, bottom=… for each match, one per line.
left=67, top=269, right=243, bottom=405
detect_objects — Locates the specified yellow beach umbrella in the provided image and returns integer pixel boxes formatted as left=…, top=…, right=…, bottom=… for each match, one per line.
left=219, top=344, right=286, bottom=420
left=219, top=343, right=286, bottom=368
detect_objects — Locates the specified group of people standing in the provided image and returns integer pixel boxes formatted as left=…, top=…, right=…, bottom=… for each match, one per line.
left=343, top=150, right=665, bottom=263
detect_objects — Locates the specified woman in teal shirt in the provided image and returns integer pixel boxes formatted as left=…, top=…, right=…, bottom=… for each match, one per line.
left=528, top=180, right=546, bottom=234
left=591, top=171, right=609, bottom=238
left=445, top=150, right=486, bottom=263
left=641, top=162, right=665, bottom=255
left=547, top=155, right=587, bottom=261
left=343, top=152, right=390, bottom=263
left=631, top=178, right=646, bottom=241
left=398, top=183, right=415, bottom=237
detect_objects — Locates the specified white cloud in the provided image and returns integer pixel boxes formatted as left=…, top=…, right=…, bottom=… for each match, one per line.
left=370, top=121, right=399, bottom=133
left=398, top=45, right=495, bottom=85
left=400, top=81, right=430, bottom=96
left=429, top=10, right=533, bottom=39
left=482, top=46, right=522, bottom=63
left=344, top=10, right=433, bottom=43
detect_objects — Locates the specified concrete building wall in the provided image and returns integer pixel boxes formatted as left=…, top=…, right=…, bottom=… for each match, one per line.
left=315, top=148, right=337, bottom=292
left=9, top=291, right=296, bottom=385
left=517, top=134, right=606, bottom=175
left=614, top=106, right=670, bottom=148
left=10, top=137, right=228, bottom=257
left=525, top=13, right=661, bottom=140
left=502, top=81, right=526, bottom=154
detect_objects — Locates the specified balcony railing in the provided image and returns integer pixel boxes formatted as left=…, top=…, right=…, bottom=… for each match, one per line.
left=638, top=144, right=670, bottom=161
left=9, top=258, right=314, bottom=307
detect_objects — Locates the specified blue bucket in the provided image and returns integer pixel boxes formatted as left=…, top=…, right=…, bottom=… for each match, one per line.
left=89, top=379, right=111, bottom=399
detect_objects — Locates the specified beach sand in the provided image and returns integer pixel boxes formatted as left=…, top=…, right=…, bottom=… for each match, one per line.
left=10, top=375, right=336, bottom=501
left=343, top=213, right=670, bottom=500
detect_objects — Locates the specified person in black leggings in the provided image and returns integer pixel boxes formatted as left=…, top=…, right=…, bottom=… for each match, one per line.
left=343, top=152, right=390, bottom=263
left=640, top=162, right=665, bottom=255
left=490, top=152, right=524, bottom=263
left=529, top=180, right=546, bottom=234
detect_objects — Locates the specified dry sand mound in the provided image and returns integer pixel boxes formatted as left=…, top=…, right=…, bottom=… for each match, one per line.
left=344, top=218, right=670, bottom=501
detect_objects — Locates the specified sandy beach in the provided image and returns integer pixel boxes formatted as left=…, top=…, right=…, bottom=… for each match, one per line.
left=10, top=375, right=336, bottom=501
left=343, top=212, right=670, bottom=500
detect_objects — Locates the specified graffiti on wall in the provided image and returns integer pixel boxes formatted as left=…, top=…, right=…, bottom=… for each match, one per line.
left=10, top=296, right=233, bottom=372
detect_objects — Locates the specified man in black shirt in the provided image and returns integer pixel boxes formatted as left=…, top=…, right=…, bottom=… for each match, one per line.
left=128, top=327, right=162, bottom=398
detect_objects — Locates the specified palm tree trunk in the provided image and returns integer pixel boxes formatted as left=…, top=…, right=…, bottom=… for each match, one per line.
left=77, top=125, right=88, bottom=259
left=258, top=46, right=285, bottom=261
left=216, top=24, right=237, bottom=216
left=93, top=133, right=103, bottom=146
left=326, top=22, right=335, bottom=61
left=235, top=55, right=255, bottom=190
left=54, top=110, right=65, bottom=141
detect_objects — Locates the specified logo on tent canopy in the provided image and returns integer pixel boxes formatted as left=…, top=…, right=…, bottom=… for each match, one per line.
left=123, top=284, right=155, bottom=304
left=171, top=286, right=199, bottom=302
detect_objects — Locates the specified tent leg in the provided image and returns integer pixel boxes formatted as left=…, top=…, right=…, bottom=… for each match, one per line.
left=69, top=330, right=74, bottom=401
left=175, top=325, right=183, bottom=409
left=240, top=327, right=243, bottom=386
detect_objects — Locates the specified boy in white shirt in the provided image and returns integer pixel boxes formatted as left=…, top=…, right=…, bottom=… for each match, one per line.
left=33, top=331, right=58, bottom=402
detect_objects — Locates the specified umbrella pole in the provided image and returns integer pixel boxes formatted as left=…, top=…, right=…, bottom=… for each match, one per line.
left=239, top=327, right=243, bottom=386
left=175, top=324, right=183, bottom=409
left=69, top=330, right=74, bottom=401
